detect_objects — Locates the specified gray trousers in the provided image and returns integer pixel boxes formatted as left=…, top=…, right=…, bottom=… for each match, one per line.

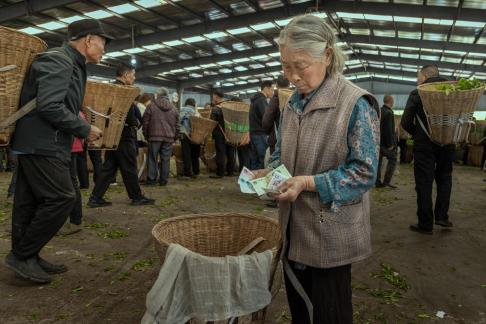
left=148, top=141, right=173, bottom=184
left=377, top=146, right=397, bottom=185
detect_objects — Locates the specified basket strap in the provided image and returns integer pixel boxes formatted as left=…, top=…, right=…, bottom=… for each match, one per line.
left=85, top=106, right=111, bottom=119
left=416, top=114, right=444, bottom=146
left=0, top=64, right=17, bottom=73
left=0, top=98, right=37, bottom=130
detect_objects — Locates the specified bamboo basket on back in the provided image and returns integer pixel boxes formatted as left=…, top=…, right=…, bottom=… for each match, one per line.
left=219, top=101, right=250, bottom=146
left=0, top=26, right=47, bottom=146
left=468, top=120, right=486, bottom=145
left=189, top=116, right=217, bottom=145
left=83, top=81, right=140, bottom=149
left=418, top=81, right=485, bottom=145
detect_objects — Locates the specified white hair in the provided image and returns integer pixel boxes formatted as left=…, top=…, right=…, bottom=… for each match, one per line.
left=278, top=14, right=347, bottom=75
left=156, top=87, right=169, bottom=98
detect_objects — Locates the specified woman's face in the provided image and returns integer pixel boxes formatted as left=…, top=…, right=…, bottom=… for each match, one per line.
left=280, top=47, right=331, bottom=95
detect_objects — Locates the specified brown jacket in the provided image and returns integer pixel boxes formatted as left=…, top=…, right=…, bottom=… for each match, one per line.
left=142, top=96, right=180, bottom=142
left=279, top=73, right=379, bottom=269
left=262, top=92, right=280, bottom=149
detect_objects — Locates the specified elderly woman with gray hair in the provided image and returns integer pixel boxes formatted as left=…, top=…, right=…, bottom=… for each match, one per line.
left=254, top=15, right=380, bottom=323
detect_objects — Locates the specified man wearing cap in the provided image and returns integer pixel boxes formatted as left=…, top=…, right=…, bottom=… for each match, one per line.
left=5, top=19, right=110, bottom=284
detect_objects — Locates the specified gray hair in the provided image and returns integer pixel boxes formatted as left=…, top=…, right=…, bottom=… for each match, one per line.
left=278, top=14, right=346, bottom=75
left=155, top=87, right=169, bottom=98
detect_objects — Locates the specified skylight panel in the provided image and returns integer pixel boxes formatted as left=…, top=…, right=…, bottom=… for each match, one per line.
left=463, top=59, right=484, bottom=65
left=182, top=36, right=205, bottom=43
left=204, top=31, right=227, bottom=39
left=134, top=0, right=165, bottom=8
left=236, top=81, right=248, bottom=85
left=85, top=10, right=113, bottom=19
left=336, top=12, right=365, bottom=20
left=275, top=18, right=292, bottom=27
left=424, top=18, right=453, bottom=25
left=362, top=50, right=379, bottom=55
left=450, top=35, right=476, bottom=43
left=143, top=44, right=164, bottom=50
left=394, top=16, right=422, bottom=23
left=251, top=22, right=275, bottom=31
left=454, top=20, right=484, bottom=28
left=105, top=51, right=126, bottom=57
left=184, top=66, right=201, bottom=71
left=170, top=69, right=184, bottom=73
left=200, top=63, right=217, bottom=68
left=441, top=56, right=462, bottom=63
left=269, top=52, right=280, bottom=57
left=109, top=4, right=139, bottom=14
left=217, top=60, right=233, bottom=66
left=251, top=55, right=269, bottom=61
left=235, top=66, right=248, bottom=71
left=266, top=61, right=281, bottom=67
left=19, top=27, right=43, bottom=35
left=421, top=55, right=440, bottom=61
left=164, top=40, right=184, bottom=46
left=373, top=29, right=396, bottom=37
left=60, top=16, right=84, bottom=24
left=364, top=14, right=393, bottom=21
left=227, top=27, right=251, bottom=35
left=37, top=21, right=65, bottom=30
left=248, top=79, right=259, bottom=83
left=423, top=33, right=447, bottom=41
left=233, top=58, right=250, bottom=63
left=444, top=50, right=466, bottom=55
left=219, top=68, right=232, bottom=73
left=349, top=28, right=370, bottom=35
left=398, top=31, right=421, bottom=39
left=250, top=64, right=265, bottom=69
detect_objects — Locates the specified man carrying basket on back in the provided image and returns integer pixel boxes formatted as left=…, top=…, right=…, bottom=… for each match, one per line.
left=5, top=19, right=108, bottom=284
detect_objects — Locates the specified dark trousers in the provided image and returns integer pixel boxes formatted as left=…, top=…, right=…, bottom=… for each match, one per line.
left=284, top=261, right=353, bottom=324
left=237, top=144, right=251, bottom=172
left=214, top=132, right=236, bottom=176
left=413, top=145, right=455, bottom=230
left=12, top=155, right=75, bottom=260
left=250, top=134, right=268, bottom=170
left=75, top=151, right=89, bottom=189
left=398, top=139, right=408, bottom=163
left=92, top=140, right=142, bottom=200
left=376, top=146, right=397, bottom=185
left=181, top=135, right=200, bottom=176
left=147, top=141, right=173, bottom=184
left=88, top=150, right=102, bottom=184
left=69, top=153, right=83, bottom=225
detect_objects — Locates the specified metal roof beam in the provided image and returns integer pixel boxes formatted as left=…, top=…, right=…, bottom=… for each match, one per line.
left=0, top=0, right=78, bottom=23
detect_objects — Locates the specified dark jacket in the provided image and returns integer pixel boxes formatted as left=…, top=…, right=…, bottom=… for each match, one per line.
left=12, top=43, right=91, bottom=161
left=142, top=95, right=179, bottom=142
left=380, top=104, right=396, bottom=148
left=401, top=76, right=452, bottom=149
left=262, top=91, right=280, bottom=148
left=114, top=79, right=139, bottom=141
left=249, top=92, right=269, bottom=135
left=210, top=104, right=225, bottom=138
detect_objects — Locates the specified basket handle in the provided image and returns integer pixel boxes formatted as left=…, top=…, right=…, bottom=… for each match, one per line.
left=85, top=106, right=111, bottom=119
left=0, top=64, right=17, bottom=73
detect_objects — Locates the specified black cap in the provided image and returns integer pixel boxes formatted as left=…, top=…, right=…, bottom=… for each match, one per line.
left=67, top=19, right=114, bottom=44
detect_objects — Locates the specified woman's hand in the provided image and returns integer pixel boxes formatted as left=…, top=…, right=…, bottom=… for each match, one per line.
left=273, top=176, right=315, bottom=202
left=252, top=168, right=272, bottom=179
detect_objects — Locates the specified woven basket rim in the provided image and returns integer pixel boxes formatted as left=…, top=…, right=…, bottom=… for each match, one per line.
left=190, top=116, right=218, bottom=124
left=220, top=101, right=250, bottom=111
left=0, top=25, right=47, bottom=48
left=152, top=213, right=280, bottom=247
left=418, top=80, right=486, bottom=94
left=85, top=80, right=139, bottom=91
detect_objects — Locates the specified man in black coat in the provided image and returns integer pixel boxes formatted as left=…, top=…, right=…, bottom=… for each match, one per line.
left=401, top=65, right=454, bottom=234
left=376, top=95, right=398, bottom=188
left=88, top=63, right=154, bottom=207
left=6, top=19, right=107, bottom=283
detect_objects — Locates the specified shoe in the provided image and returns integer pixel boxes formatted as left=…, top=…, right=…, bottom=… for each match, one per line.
left=79, top=186, right=89, bottom=190
left=5, top=252, right=52, bottom=284
left=110, top=182, right=118, bottom=186
left=209, top=175, right=224, bottom=179
left=179, top=176, right=192, bottom=180
left=57, top=223, right=82, bottom=236
left=191, top=174, right=199, bottom=179
left=87, top=196, right=112, bottom=208
left=265, top=200, right=278, bottom=208
left=37, top=256, right=68, bottom=274
left=144, top=181, right=157, bottom=186
left=131, top=196, right=155, bottom=206
left=375, top=182, right=384, bottom=188
left=159, top=182, right=167, bottom=186
left=409, top=224, right=433, bottom=235
left=225, top=172, right=236, bottom=177
left=435, top=220, right=453, bottom=227
left=384, top=183, right=397, bottom=189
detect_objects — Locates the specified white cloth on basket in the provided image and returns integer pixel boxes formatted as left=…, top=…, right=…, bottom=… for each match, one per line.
left=142, top=243, right=273, bottom=324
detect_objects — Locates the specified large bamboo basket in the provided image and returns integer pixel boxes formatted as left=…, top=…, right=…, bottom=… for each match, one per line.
left=418, top=81, right=485, bottom=145
left=0, top=26, right=47, bottom=146
left=201, top=137, right=217, bottom=172
left=172, top=143, right=184, bottom=176
left=220, top=101, right=250, bottom=146
left=278, top=88, right=293, bottom=110
left=468, top=145, right=484, bottom=167
left=394, top=115, right=411, bottom=140
left=189, top=116, right=217, bottom=145
left=152, top=213, right=282, bottom=324
left=468, top=120, right=486, bottom=145
left=83, top=81, right=140, bottom=150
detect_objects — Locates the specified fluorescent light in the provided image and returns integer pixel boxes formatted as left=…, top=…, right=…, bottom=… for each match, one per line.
left=394, top=16, right=422, bottom=23
left=135, top=0, right=165, bottom=8
left=336, top=12, right=364, bottom=19
left=19, top=27, right=43, bottom=35
left=217, top=60, right=233, bottom=65
left=227, top=27, right=251, bottom=35
left=454, top=20, right=484, bottom=28
left=219, top=68, right=232, bottom=73
left=85, top=10, right=113, bottom=19
left=182, top=36, right=205, bottom=43
left=251, top=22, right=275, bottom=31
left=170, top=69, right=184, bottom=73
left=164, top=40, right=184, bottom=46
left=424, top=18, right=453, bottom=25
left=204, top=31, right=227, bottom=39
left=37, top=21, right=65, bottom=30
left=105, top=51, right=127, bottom=57
left=269, top=52, right=280, bottom=57
left=233, top=58, right=250, bottom=63
left=184, top=66, right=200, bottom=71
left=249, top=64, right=265, bottom=69
left=235, top=66, right=248, bottom=71
left=223, top=83, right=234, bottom=87
left=251, top=55, right=269, bottom=61
left=275, top=18, right=292, bottom=26
left=266, top=61, right=281, bottom=67
left=143, top=44, right=164, bottom=50
left=201, top=63, right=217, bottom=68
left=109, top=4, right=139, bottom=14
left=364, top=14, right=393, bottom=21
left=124, top=47, right=145, bottom=54
left=60, top=15, right=84, bottom=24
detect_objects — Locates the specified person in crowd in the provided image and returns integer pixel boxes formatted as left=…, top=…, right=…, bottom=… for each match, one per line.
left=171, top=92, right=180, bottom=111
left=88, top=63, right=154, bottom=207
left=210, top=90, right=236, bottom=178
left=135, top=93, right=152, bottom=148
left=401, top=65, right=454, bottom=234
left=180, top=98, right=201, bottom=178
left=397, top=122, right=409, bottom=164
left=376, top=95, right=398, bottom=188
left=263, top=75, right=290, bottom=155
left=249, top=80, right=274, bottom=170
left=143, top=87, right=180, bottom=186
left=6, top=19, right=106, bottom=283
left=253, top=15, right=380, bottom=323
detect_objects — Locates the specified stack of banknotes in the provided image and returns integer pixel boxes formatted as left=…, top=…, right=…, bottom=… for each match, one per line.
left=238, top=165, right=292, bottom=196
